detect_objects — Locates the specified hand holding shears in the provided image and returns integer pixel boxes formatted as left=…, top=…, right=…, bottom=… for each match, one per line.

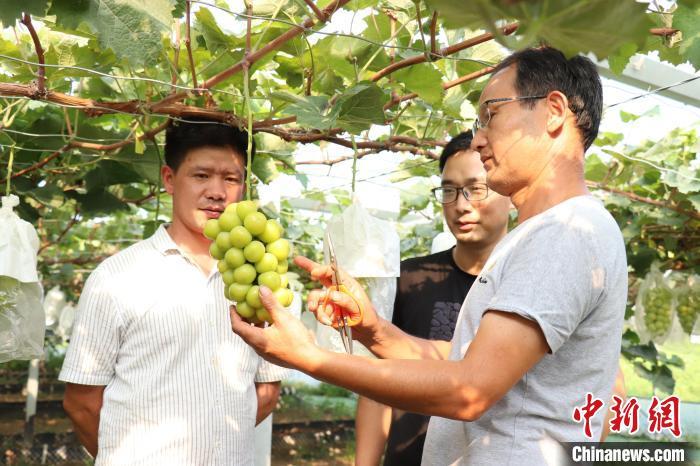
left=321, top=232, right=364, bottom=354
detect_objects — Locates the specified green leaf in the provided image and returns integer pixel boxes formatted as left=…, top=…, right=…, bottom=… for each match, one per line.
left=594, top=132, right=624, bottom=147
left=673, top=1, right=700, bottom=68
left=49, top=0, right=173, bottom=67
left=394, top=63, right=443, bottom=107
left=332, top=82, right=389, bottom=133
left=108, top=146, right=162, bottom=185
left=0, top=0, right=49, bottom=26
left=85, top=160, right=142, bottom=191
left=623, top=342, right=658, bottom=362
left=274, top=92, right=333, bottom=131
left=661, top=165, right=700, bottom=194
left=195, top=7, right=233, bottom=54
left=391, top=157, right=438, bottom=182
left=607, top=42, right=638, bottom=75
left=252, top=153, right=279, bottom=184
left=67, top=188, right=130, bottom=215
left=400, top=179, right=432, bottom=211
left=142, top=219, right=164, bottom=239
left=26, top=183, right=65, bottom=206
left=584, top=153, right=608, bottom=182
left=426, top=0, right=652, bottom=60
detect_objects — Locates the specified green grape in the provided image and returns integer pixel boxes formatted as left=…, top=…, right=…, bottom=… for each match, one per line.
left=209, top=242, right=225, bottom=260
left=643, top=286, right=673, bottom=338
left=266, top=239, right=290, bottom=262
left=246, top=285, right=262, bottom=308
left=229, top=283, right=251, bottom=302
left=230, top=226, right=252, bottom=249
left=274, top=288, right=294, bottom=307
left=236, top=200, right=258, bottom=221
left=258, top=219, right=282, bottom=244
left=243, top=240, right=265, bottom=263
left=224, top=248, right=246, bottom=269
left=236, top=302, right=256, bottom=319
left=276, top=260, right=288, bottom=274
left=215, top=232, right=232, bottom=250
left=256, top=307, right=273, bottom=324
left=676, top=292, right=699, bottom=335
left=255, top=253, right=278, bottom=274
left=221, top=269, right=236, bottom=286
left=258, top=271, right=281, bottom=291
left=233, top=264, right=256, bottom=285
left=217, top=260, right=229, bottom=274
left=203, top=219, right=221, bottom=240
left=244, top=212, right=267, bottom=236
left=218, top=211, right=242, bottom=231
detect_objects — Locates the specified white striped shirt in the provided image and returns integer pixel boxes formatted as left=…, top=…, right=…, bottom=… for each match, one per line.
left=59, top=225, right=287, bottom=466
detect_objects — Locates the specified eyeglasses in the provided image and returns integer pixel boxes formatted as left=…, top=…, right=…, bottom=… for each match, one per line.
left=472, top=95, right=547, bottom=135
left=431, top=183, right=490, bottom=204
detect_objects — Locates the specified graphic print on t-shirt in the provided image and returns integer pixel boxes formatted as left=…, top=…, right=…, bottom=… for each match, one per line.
left=428, top=301, right=461, bottom=340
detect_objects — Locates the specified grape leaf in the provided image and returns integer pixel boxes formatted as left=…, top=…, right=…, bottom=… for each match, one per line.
left=0, top=0, right=49, bottom=26
left=394, top=63, right=443, bottom=107
left=49, top=0, right=174, bottom=66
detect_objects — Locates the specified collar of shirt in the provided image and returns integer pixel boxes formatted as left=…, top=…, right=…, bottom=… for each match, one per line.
left=149, top=224, right=219, bottom=279
left=148, top=224, right=185, bottom=256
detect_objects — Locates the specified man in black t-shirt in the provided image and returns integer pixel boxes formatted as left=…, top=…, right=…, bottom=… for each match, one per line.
left=354, top=131, right=512, bottom=466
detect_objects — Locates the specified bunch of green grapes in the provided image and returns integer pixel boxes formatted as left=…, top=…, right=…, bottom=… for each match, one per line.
left=676, top=291, right=699, bottom=335
left=204, top=201, right=293, bottom=324
left=642, top=285, right=674, bottom=338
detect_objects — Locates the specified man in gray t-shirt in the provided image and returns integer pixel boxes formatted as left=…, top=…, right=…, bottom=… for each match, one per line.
left=231, top=46, right=627, bottom=466
left=422, top=195, right=626, bottom=465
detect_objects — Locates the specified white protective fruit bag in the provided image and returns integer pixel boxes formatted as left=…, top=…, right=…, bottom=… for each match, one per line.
left=0, top=194, right=45, bottom=362
left=316, top=199, right=400, bottom=355
left=634, top=264, right=676, bottom=345
left=675, top=275, right=699, bottom=338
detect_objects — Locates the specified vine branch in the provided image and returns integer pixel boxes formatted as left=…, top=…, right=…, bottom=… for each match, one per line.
left=385, top=66, right=495, bottom=110
left=157, top=0, right=351, bottom=105
left=429, top=11, right=438, bottom=57
left=586, top=181, right=700, bottom=220
left=19, top=14, right=46, bottom=98
left=303, top=0, right=327, bottom=22
left=185, top=1, right=199, bottom=91
left=371, top=22, right=518, bottom=82
left=39, top=208, right=80, bottom=253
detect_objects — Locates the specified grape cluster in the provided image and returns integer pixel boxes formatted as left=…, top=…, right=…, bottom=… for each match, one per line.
left=676, top=291, right=699, bottom=335
left=642, top=285, right=674, bottom=338
left=204, top=201, right=293, bottom=324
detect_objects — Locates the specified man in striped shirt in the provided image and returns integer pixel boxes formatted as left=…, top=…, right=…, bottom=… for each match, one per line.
left=60, top=120, right=286, bottom=465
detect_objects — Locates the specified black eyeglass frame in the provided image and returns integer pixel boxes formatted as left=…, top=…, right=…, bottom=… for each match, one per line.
left=431, top=183, right=490, bottom=204
left=472, top=95, right=547, bottom=135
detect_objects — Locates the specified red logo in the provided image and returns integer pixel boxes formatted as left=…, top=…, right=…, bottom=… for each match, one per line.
left=609, top=395, right=640, bottom=434
left=648, top=395, right=681, bottom=437
left=573, top=393, right=604, bottom=438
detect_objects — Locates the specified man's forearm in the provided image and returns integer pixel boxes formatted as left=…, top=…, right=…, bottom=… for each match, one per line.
left=355, top=396, right=392, bottom=466
left=255, top=382, right=281, bottom=425
left=66, top=408, right=99, bottom=457
left=301, top=349, right=481, bottom=421
left=359, top=317, right=451, bottom=361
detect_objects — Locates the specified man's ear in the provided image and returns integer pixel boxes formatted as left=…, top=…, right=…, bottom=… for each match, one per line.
left=544, top=90, right=568, bottom=136
left=161, top=165, right=176, bottom=195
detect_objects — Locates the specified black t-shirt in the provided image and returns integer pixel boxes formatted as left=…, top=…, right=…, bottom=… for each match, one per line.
left=383, top=247, right=476, bottom=466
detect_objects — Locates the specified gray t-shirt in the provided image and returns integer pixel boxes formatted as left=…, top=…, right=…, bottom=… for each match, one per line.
left=422, top=195, right=627, bottom=466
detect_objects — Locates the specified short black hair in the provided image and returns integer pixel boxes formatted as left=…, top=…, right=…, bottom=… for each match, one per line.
left=493, top=46, right=602, bottom=150
left=164, top=118, right=255, bottom=171
left=439, top=130, right=473, bottom=172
